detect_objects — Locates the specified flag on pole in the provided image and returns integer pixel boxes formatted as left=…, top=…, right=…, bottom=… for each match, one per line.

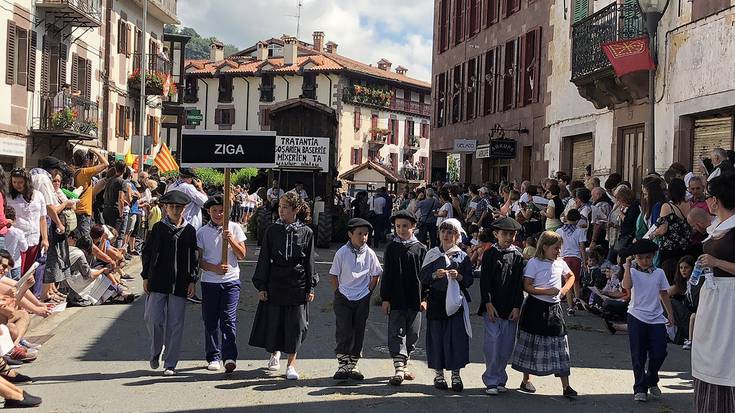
left=601, top=36, right=655, bottom=78
left=154, top=143, right=179, bottom=173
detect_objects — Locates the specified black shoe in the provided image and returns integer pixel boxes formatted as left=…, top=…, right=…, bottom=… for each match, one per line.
left=1, top=372, right=33, bottom=384
left=434, top=376, right=448, bottom=390
left=124, top=253, right=133, bottom=261
left=563, top=386, right=578, bottom=399
left=187, top=295, right=202, bottom=304
left=349, top=369, right=365, bottom=380
left=519, top=381, right=537, bottom=393
left=567, top=308, right=575, bottom=316
left=388, top=374, right=404, bottom=386
left=451, top=376, right=464, bottom=392
left=588, top=304, right=602, bottom=316
left=3, top=391, right=42, bottom=408
left=3, top=356, right=22, bottom=366
left=333, top=370, right=349, bottom=380
left=604, top=319, right=617, bottom=335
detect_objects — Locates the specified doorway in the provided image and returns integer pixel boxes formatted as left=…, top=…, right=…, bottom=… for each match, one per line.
left=620, top=124, right=645, bottom=191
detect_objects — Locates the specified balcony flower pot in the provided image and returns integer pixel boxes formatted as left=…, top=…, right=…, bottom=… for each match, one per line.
left=128, top=69, right=168, bottom=96
left=51, top=107, right=78, bottom=129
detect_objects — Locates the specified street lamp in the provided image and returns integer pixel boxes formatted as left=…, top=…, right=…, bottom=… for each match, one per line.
left=638, top=0, right=669, bottom=174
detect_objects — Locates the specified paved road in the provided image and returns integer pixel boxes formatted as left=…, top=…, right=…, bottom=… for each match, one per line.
left=14, top=240, right=694, bottom=412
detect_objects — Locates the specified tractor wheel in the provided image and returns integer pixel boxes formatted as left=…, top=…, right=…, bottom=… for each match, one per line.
left=316, top=212, right=332, bottom=249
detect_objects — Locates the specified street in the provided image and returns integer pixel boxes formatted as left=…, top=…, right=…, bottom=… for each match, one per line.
left=14, top=239, right=694, bottom=413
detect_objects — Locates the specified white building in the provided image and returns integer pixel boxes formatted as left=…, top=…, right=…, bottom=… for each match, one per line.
left=183, top=32, right=432, bottom=186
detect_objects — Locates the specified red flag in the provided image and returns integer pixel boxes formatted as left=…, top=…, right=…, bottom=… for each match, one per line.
left=602, top=37, right=655, bottom=78
left=154, top=143, right=179, bottom=173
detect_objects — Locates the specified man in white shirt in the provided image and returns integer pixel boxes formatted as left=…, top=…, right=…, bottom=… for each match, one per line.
left=293, top=182, right=309, bottom=201
left=166, top=168, right=208, bottom=230
left=266, top=180, right=284, bottom=207
left=197, top=195, right=247, bottom=373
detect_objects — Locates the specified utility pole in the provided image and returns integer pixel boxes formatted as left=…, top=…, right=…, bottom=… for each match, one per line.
left=137, top=0, right=148, bottom=173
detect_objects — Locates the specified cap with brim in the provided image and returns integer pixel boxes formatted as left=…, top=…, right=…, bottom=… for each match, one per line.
left=347, top=218, right=373, bottom=231
left=390, top=210, right=417, bottom=224
left=204, top=194, right=225, bottom=209
left=159, top=190, right=191, bottom=205
left=490, top=217, right=522, bottom=232
left=623, top=239, right=659, bottom=256
left=179, top=168, right=198, bottom=179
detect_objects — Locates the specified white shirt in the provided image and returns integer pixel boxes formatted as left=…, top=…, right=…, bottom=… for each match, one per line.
left=294, top=189, right=309, bottom=200
left=267, top=188, right=284, bottom=203
left=196, top=221, right=247, bottom=284
left=556, top=226, right=587, bottom=259
left=627, top=266, right=670, bottom=324
left=371, top=196, right=386, bottom=215
left=592, top=202, right=612, bottom=225
left=166, top=181, right=208, bottom=230
left=524, top=257, right=572, bottom=303
left=7, top=190, right=47, bottom=246
left=436, top=202, right=453, bottom=227
left=329, top=244, right=382, bottom=301
left=4, top=227, right=28, bottom=269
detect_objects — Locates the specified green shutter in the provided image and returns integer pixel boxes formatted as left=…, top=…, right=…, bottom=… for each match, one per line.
left=573, top=0, right=589, bottom=23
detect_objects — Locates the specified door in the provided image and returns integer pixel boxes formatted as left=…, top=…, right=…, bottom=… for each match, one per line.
left=691, top=115, right=734, bottom=175
left=569, top=134, right=593, bottom=180
left=621, top=125, right=645, bottom=192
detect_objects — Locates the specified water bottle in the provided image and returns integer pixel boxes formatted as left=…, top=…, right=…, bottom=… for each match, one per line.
left=690, top=261, right=712, bottom=285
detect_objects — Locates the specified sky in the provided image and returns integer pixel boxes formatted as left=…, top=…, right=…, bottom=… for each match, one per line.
left=177, top=0, right=435, bottom=82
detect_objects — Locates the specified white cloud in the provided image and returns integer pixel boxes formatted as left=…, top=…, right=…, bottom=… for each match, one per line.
left=177, top=0, right=434, bottom=82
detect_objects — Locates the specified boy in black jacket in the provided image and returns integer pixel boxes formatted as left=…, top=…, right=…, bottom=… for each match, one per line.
left=479, top=217, right=525, bottom=395
left=142, top=190, right=198, bottom=376
left=381, top=210, right=427, bottom=385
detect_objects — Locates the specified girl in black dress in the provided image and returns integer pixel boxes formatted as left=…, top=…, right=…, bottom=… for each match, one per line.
left=249, top=192, right=317, bottom=380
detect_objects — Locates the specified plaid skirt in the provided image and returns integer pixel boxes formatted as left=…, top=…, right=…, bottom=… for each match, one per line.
left=511, top=330, right=571, bottom=377
left=695, top=379, right=735, bottom=413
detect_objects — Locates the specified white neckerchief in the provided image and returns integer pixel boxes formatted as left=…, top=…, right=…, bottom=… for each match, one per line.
left=421, top=245, right=472, bottom=338
left=392, top=234, right=419, bottom=246
left=276, top=219, right=305, bottom=260
left=704, top=213, right=735, bottom=242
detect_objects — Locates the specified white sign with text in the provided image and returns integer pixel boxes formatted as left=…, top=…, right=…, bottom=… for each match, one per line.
left=275, top=136, right=330, bottom=172
left=453, top=139, right=477, bottom=153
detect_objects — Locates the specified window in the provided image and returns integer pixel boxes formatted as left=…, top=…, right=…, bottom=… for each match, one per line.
left=218, top=76, right=233, bottom=103
left=260, top=74, right=274, bottom=102
left=5, top=22, right=31, bottom=87
left=354, top=110, right=361, bottom=130
left=371, top=113, right=379, bottom=129
left=468, top=0, right=480, bottom=36
left=439, top=0, right=450, bottom=52
left=351, top=148, right=363, bottom=165
left=484, top=0, right=499, bottom=27
left=184, top=76, right=198, bottom=103
left=404, top=89, right=412, bottom=102
left=115, top=104, right=128, bottom=137
left=504, top=0, right=520, bottom=17
left=451, top=65, right=463, bottom=123
left=519, top=28, right=542, bottom=106
left=71, top=54, right=91, bottom=100
left=420, top=123, right=429, bottom=139
left=454, top=0, right=465, bottom=46
left=502, top=39, right=519, bottom=111
left=132, top=105, right=141, bottom=136
left=572, top=0, right=589, bottom=23
left=483, top=48, right=497, bottom=115
left=260, top=107, right=271, bottom=128
left=436, top=72, right=447, bottom=127
left=302, top=72, right=317, bottom=100
left=117, top=18, right=130, bottom=55
left=466, top=57, right=478, bottom=120
left=389, top=119, right=399, bottom=145
left=215, top=108, right=235, bottom=125
left=147, top=115, right=159, bottom=145
left=404, top=120, right=415, bottom=143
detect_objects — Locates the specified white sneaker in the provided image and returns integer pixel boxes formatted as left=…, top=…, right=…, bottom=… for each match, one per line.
left=207, top=360, right=221, bottom=371
left=163, top=369, right=176, bottom=376
left=267, top=352, right=281, bottom=371
left=286, top=366, right=300, bottom=380
left=634, top=392, right=647, bottom=402
left=497, top=385, right=508, bottom=393
left=649, top=386, right=662, bottom=399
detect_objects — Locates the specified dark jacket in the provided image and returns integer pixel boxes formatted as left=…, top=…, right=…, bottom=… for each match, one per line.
left=381, top=240, right=427, bottom=311
left=141, top=219, right=198, bottom=298
left=253, top=222, right=317, bottom=305
left=419, top=248, right=474, bottom=320
left=478, top=246, right=525, bottom=319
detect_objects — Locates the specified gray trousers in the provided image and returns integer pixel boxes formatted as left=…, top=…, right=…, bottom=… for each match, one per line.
left=388, top=309, right=421, bottom=359
left=482, top=316, right=517, bottom=388
left=333, top=291, right=372, bottom=357
left=145, top=292, right=187, bottom=370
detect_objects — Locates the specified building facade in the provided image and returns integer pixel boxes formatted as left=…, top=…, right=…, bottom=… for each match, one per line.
left=550, top=0, right=735, bottom=188
left=0, top=0, right=178, bottom=169
left=182, top=32, right=431, bottom=186
left=430, top=0, right=552, bottom=185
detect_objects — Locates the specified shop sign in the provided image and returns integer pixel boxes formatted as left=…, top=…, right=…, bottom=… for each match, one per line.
left=489, top=139, right=517, bottom=159
left=453, top=139, right=477, bottom=153
left=475, top=144, right=490, bottom=159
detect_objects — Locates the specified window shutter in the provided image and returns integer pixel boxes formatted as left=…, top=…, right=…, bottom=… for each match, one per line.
left=518, top=34, right=527, bottom=107
left=85, top=58, right=91, bottom=100
left=125, top=106, right=131, bottom=137
left=115, top=104, right=120, bottom=136
left=59, top=43, right=67, bottom=86
left=359, top=148, right=363, bottom=163
left=354, top=110, right=361, bottom=130
left=6, top=21, right=16, bottom=85
left=532, top=28, right=542, bottom=103
left=41, top=35, right=48, bottom=92
left=214, top=108, right=222, bottom=125
left=371, top=114, right=378, bottom=129
left=117, top=20, right=123, bottom=53
left=27, top=31, right=36, bottom=91
left=71, top=53, right=79, bottom=92
left=573, top=0, right=589, bottom=23
left=229, top=108, right=236, bottom=125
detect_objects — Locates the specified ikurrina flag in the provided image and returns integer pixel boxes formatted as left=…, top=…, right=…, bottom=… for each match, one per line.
left=602, top=36, right=655, bottom=78
left=154, top=143, right=179, bottom=173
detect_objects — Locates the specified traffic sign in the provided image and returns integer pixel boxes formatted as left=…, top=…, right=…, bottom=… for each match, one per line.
left=180, top=130, right=277, bottom=168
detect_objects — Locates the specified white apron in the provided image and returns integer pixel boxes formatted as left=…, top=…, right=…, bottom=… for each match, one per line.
left=692, top=276, right=735, bottom=387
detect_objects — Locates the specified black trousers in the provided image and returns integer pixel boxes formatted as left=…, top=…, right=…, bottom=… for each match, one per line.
left=333, top=290, right=372, bottom=357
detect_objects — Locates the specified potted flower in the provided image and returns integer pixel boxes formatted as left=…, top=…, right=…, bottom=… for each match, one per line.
left=51, top=107, right=78, bottom=129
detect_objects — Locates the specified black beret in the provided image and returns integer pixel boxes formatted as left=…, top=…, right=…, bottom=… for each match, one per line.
left=159, top=190, right=191, bottom=205
left=624, top=239, right=659, bottom=256
left=490, top=217, right=522, bottom=232
left=566, top=209, right=581, bottom=222
left=204, top=194, right=224, bottom=209
left=179, top=168, right=198, bottom=179
left=40, top=156, right=65, bottom=171
left=390, top=209, right=417, bottom=224
left=347, top=218, right=373, bottom=231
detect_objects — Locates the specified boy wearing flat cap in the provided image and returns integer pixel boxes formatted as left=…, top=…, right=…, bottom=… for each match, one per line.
left=622, top=239, right=674, bottom=402
left=479, top=217, right=525, bottom=395
left=142, top=190, right=199, bottom=376
left=329, top=218, right=382, bottom=381
left=197, top=195, right=247, bottom=373
left=381, top=209, right=427, bottom=385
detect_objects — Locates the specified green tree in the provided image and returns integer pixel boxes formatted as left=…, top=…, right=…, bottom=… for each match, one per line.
left=447, top=154, right=460, bottom=183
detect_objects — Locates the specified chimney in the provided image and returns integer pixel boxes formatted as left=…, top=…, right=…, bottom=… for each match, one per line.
left=210, top=41, right=224, bottom=61
left=395, top=66, right=408, bottom=75
left=256, top=41, right=268, bottom=61
left=284, top=36, right=298, bottom=66
left=377, top=58, right=392, bottom=71
left=312, top=31, right=325, bottom=52
left=325, top=41, right=338, bottom=54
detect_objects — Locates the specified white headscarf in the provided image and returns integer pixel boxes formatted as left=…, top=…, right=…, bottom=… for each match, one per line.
left=439, top=218, right=466, bottom=237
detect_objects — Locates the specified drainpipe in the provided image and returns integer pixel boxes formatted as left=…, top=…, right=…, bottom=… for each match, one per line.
left=280, top=75, right=290, bottom=99
left=243, top=78, right=250, bottom=130
left=200, top=78, right=210, bottom=129
left=101, top=0, right=112, bottom=151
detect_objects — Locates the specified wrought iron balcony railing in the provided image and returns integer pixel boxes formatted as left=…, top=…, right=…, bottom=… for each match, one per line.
left=33, top=93, right=99, bottom=139
left=133, top=53, right=173, bottom=75
left=36, top=0, right=101, bottom=27
left=391, top=97, right=431, bottom=118
left=571, top=2, right=645, bottom=82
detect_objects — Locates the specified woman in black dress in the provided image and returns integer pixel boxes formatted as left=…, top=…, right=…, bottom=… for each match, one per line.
left=249, top=191, right=317, bottom=380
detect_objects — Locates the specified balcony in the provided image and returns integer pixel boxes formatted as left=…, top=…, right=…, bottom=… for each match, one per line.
left=367, top=128, right=389, bottom=149
left=133, top=53, right=173, bottom=75
left=32, top=93, right=99, bottom=140
left=404, top=135, right=421, bottom=155
left=36, top=0, right=101, bottom=28
left=129, top=54, right=174, bottom=97
left=400, top=164, right=426, bottom=181
left=390, top=97, right=431, bottom=118
left=571, top=2, right=648, bottom=109
left=132, top=0, right=178, bottom=24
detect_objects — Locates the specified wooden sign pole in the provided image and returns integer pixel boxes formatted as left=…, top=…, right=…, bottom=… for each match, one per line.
left=222, top=168, right=231, bottom=264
